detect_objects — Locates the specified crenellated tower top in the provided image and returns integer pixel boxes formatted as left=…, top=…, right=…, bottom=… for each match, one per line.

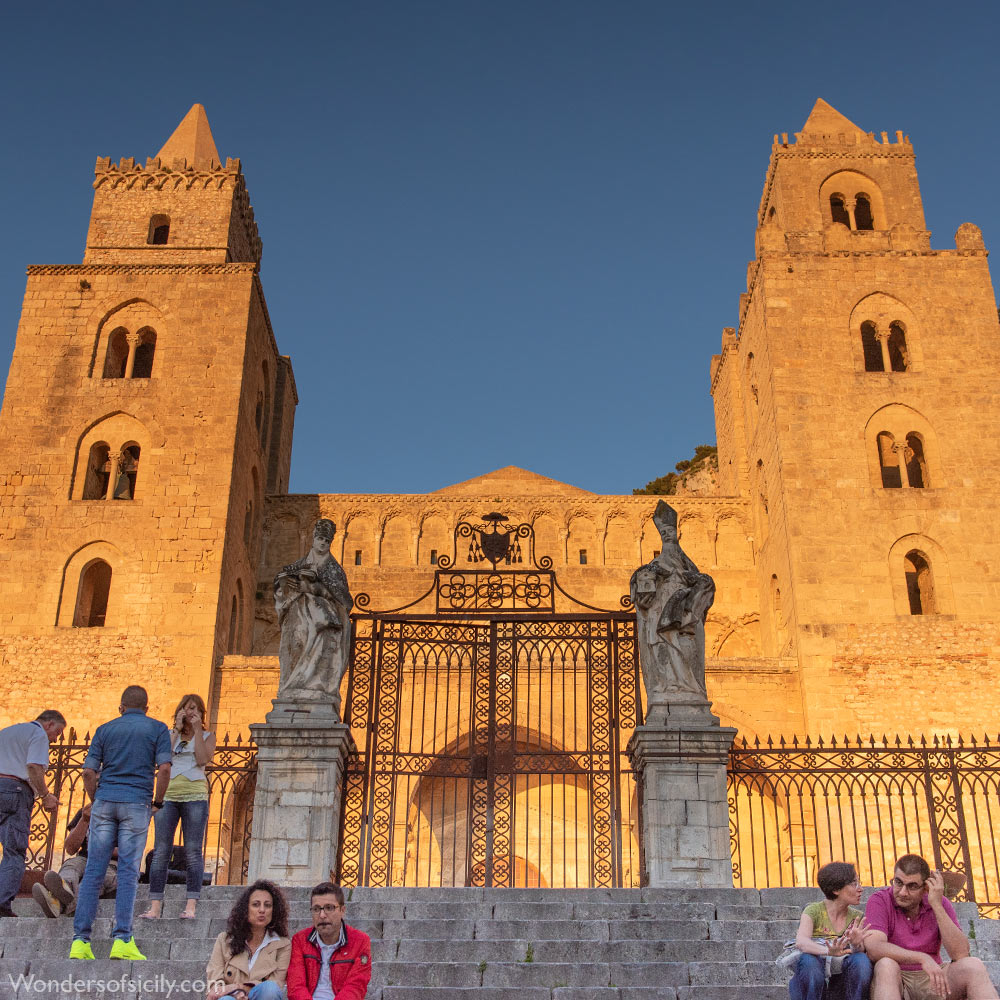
left=84, top=104, right=262, bottom=267
left=755, top=98, right=925, bottom=239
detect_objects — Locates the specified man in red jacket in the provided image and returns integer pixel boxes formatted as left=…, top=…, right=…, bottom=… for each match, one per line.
left=286, top=882, right=371, bottom=1000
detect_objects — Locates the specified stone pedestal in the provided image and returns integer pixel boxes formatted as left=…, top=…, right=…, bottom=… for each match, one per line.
left=628, top=711, right=737, bottom=888
left=248, top=703, right=354, bottom=886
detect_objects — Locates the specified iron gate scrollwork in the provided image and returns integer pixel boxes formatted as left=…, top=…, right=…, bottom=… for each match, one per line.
left=337, top=513, right=644, bottom=888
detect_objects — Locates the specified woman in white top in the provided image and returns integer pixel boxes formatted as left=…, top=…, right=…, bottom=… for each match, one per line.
left=140, top=693, right=216, bottom=919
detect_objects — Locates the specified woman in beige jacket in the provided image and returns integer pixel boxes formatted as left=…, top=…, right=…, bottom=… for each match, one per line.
left=206, top=880, right=291, bottom=1000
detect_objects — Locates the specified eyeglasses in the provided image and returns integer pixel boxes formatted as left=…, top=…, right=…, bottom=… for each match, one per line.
left=845, top=879, right=862, bottom=888
left=891, top=877, right=925, bottom=893
left=311, top=904, right=342, bottom=915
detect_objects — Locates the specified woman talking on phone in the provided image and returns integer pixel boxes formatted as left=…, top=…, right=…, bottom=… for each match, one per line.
left=140, top=693, right=216, bottom=919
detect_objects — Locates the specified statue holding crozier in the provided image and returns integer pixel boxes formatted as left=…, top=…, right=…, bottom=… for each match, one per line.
left=273, top=518, right=353, bottom=719
left=629, top=501, right=716, bottom=722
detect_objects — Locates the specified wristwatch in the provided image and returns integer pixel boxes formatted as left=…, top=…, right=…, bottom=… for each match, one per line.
left=151, top=800, right=164, bottom=809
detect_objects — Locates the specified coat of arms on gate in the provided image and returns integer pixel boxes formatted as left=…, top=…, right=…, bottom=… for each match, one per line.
left=353, top=511, right=628, bottom=615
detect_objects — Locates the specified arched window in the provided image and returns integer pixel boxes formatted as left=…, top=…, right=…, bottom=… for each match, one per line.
left=854, top=194, right=874, bottom=230
left=244, top=501, right=253, bottom=546
left=887, top=322, right=908, bottom=372
left=905, top=433, right=927, bottom=488
left=103, top=329, right=129, bottom=379
left=112, top=444, right=140, bottom=500
left=904, top=550, right=936, bottom=615
left=73, top=560, right=111, bottom=627
left=148, top=215, right=170, bottom=245
left=877, top=432, right=901, bottom=488
left=228, top=594, right=238, bottom=654
left=236, top=580, right=245, bottom=651
left=861, top=321, right=883, bottom=372
left=83, top=443, right=111, bottom=500
left=830, top=194, right=851, bottom=227
left=131, top=330, right=156, bottom=378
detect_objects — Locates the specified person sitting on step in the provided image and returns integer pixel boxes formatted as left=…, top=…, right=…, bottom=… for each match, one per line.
left=206, top=879, right=291, bottom=1000
left=788, top=861, right=873, bottom=1000
left=286, top=882, right=371, bottom=1000
left=865, top=853, right=998, bottom=1000
left=32, top=805, right=117, bottom=917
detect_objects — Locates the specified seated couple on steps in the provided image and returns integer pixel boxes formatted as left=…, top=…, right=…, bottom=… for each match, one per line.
left=786, top=854, right=998, bottom=1000
left=206, top=880, right=371, bottom=1000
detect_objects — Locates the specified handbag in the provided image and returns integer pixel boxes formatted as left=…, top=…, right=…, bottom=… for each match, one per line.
left=775, top=941, right=845, bottom=977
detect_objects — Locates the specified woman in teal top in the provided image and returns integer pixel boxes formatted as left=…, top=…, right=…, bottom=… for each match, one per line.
left=789, top=861, right=872, bottom=1000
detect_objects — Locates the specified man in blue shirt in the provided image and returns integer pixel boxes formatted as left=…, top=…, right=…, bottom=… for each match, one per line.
left=0, top=710, right=65, bottom=916
left=70, top=685, right=171, bottom=961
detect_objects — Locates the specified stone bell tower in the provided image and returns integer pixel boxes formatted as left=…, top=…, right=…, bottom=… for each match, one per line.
left=0, top=104, right=296, bottom=731
left=710, top=98, right=1000, bottom=734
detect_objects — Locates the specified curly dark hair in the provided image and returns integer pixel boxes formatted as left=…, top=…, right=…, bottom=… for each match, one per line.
left=225, top=880, right=290, bottom=956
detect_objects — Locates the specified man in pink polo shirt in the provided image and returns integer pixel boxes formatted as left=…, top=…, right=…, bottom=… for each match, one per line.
left=865, top=853, right=997, bottom=999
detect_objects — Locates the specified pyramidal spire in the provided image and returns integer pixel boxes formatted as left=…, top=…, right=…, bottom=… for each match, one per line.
left=155, top=104, right=221, bottom=168
left=801, top=98, right=866, bottom=138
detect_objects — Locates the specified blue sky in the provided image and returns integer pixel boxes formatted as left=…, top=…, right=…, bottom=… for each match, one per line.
left=1, top=1, right=998, bottom=495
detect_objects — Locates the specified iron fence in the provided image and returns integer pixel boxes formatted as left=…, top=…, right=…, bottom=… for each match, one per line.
left=728, top=733, right=1000, bottom=915
left=26, top=732, right=257, bottom=888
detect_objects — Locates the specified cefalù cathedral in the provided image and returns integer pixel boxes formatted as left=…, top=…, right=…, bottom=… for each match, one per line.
left=3, top=98, right=1000, bottom=893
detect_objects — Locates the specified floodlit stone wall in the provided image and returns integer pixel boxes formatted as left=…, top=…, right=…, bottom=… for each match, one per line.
left=0, top=150, right=293, bottom=733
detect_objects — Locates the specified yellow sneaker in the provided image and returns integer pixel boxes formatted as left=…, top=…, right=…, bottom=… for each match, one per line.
left=109, top=937, right=146, bottom=961
left=69, top=940, right=95, bottom=960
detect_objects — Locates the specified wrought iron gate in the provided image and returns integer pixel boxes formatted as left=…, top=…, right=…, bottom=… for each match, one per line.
left=336, top=514, right=644, bottom=888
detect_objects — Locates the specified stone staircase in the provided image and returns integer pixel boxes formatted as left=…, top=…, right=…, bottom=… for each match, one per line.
left=2, top=886, right=999, bottom=999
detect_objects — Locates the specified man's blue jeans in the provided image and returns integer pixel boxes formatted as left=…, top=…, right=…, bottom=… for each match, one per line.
left=789, top=952, right=873, bottom=1000
left=72, top=800, right=150, bottom=942
left=0, top=777, right=33, bottom=908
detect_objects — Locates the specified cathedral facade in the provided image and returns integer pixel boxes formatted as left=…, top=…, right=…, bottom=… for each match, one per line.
left=1, top=99, right=998, bottom=749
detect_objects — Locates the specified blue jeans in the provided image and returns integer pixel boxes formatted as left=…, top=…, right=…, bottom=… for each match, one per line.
left=148, top=798, right=208, bottom=899
left=0, top=777, right=33, bottom=908
left=73, top=799, right=150, bottom=942
left=789, top=952, right=873, bottom=1000
left=248, top=984, right=283, bottom=1000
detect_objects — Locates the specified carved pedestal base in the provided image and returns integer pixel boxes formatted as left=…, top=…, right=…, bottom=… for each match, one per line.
left=248, top=713, right=354, bottom=886
left=628, top=717, right=737, bottom=888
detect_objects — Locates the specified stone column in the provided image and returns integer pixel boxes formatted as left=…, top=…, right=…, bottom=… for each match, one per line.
left=123, top=331, right=140, bottom=379
left=894, top=441, right=911, bottom=489
left=628, top=710, right=737, bottom=888
left=845, top=197, right=858, bottom=232
left=876, top=326, right=893, bottom=373
left=248, top=701, right=355, bottom=886
left=104, top=452, right=122, bottom=500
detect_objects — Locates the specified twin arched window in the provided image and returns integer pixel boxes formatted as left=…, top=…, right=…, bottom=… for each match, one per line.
left=876, top=431, right=927, bottom=488
left=830, top=192, right=875, bottom=230
left=82, top=442, right=141, bottom=500
left=861, top=320, right=908, bottom=372
left=102, top=327, right=156, bottom=379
